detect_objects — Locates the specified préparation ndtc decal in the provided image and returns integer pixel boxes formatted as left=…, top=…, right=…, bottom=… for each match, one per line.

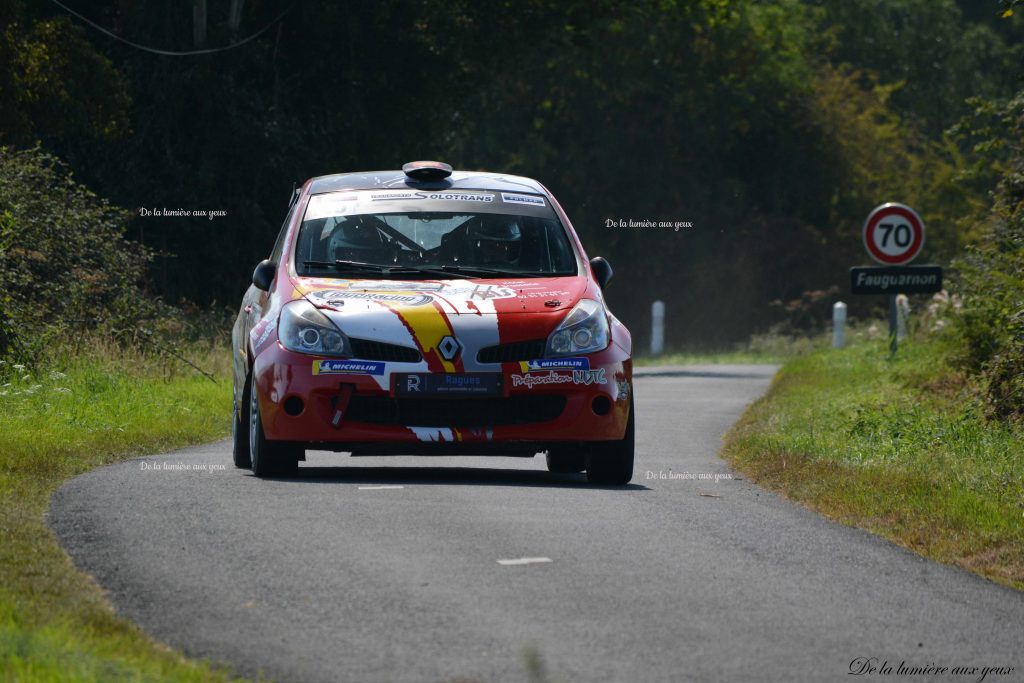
left=510, top=368, right=606, bottom=388
left=511, top=371, right=574, bottom=389
left=572, top=368, right=607, bottom=385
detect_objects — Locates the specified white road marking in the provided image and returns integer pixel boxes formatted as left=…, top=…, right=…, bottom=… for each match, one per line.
left=496, top=557, right=553, bottom=566
left=357, top=485, right=405, bottom=490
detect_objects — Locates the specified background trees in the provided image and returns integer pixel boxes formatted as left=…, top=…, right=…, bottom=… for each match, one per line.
left=0, top=0, right=1019, bottom=352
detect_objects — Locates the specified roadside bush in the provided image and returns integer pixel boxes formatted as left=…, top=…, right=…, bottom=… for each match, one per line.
left=954, top=93, right=1024, bottom=420
left=0, top=146, right=160, bottom=363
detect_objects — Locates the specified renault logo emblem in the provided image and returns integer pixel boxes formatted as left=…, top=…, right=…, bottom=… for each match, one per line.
left=437, top=336, right=461, bottom=361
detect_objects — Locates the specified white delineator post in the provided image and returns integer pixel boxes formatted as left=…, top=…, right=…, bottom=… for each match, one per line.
left=832, top=301, right=847, bottom=348
left=651, top=300, right=665, bottom=356
left=896, top=294, right=910, bottom=341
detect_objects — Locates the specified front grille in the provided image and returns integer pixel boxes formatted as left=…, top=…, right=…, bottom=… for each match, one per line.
left=345, top=395, right=566, bottom=427
left=350, top=338, right=422, bottom=363
left=477, top=339, right=546, bottom=364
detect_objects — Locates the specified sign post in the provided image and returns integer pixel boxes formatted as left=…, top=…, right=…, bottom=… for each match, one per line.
left=832, top=301, right=847, bottom=348
left=650, top=300, right=665, bottom=357
left=849, top=203, right=942, bottom=354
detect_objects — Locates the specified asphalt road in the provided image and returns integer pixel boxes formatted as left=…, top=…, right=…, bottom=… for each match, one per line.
left=50, top=365, right=1024, bottom=683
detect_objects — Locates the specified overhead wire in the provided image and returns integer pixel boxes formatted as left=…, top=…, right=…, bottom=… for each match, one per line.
left=48, top=0, right=293, bottom=56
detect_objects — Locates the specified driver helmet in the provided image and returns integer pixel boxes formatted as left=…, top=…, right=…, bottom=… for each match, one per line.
left=328, top=219, right=381, bottom=257
left=468, top=218, right=522, bottom=265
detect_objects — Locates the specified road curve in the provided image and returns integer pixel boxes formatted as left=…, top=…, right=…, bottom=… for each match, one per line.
left=50, top=365, right=1024, bottom=682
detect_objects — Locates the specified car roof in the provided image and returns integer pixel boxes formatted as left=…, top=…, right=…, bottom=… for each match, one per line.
left=307, top=170, right=547, bottom=195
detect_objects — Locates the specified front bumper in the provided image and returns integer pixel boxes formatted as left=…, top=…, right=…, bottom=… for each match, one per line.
left=252, top=341, right=632, bottom=450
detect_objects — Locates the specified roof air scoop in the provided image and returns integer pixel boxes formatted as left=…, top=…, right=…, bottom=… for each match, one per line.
left=402, top=161, right=453, bottom=181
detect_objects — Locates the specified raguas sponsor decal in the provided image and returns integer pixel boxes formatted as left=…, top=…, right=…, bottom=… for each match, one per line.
left=313, top=360, right=385, bottom=376
left=511, top=368, right=606, bottom=389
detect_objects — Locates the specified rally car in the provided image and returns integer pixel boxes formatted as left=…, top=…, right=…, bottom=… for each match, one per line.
left=231, top=161, right=634, bottom=484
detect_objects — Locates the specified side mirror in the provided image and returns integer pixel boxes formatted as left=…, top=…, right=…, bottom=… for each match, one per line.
left=252, top=259, right=277, bottom=291
left=590, top=256, right=613, bottom=290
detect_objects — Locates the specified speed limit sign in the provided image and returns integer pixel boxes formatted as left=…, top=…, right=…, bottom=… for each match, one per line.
left=863, top=203, right=925, bottom=265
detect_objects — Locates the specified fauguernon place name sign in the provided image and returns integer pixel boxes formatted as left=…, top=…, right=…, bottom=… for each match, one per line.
left=850, top=265, right=943, bottom=295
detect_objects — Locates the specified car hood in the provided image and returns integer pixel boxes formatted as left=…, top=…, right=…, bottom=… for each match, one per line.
left=291, top=276, right=586, bottom=316
left=288, top=276, right=591, bottom=370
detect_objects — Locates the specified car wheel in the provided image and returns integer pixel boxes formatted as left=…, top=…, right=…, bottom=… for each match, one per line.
left=585, top=395, right=634, bottom=485
left=546, top=447, right=586, bottom=474
left=232, top=370, right=252, bottom=469
left=248, top=371, right=299, bottom=477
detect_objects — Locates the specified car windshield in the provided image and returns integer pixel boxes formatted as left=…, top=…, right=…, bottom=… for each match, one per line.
left=294, top=190, right=578, bottom=278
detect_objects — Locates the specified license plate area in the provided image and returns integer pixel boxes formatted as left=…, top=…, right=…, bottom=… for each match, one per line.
left=393, top=373, right=503, bottom=398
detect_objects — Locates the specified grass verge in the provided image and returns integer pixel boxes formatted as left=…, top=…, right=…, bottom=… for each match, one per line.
left=721, top=334, right=1024, bottom=590
left=0, top=342, right=256, bottom=681
left=635, top=331, right=823, bottom=366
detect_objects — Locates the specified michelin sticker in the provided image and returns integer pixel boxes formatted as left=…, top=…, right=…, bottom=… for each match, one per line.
left=524, top=357, right=590, bottom=371
left=313, top=360, right=386, bottom=376
left=501, top=193, right=546, bottom=207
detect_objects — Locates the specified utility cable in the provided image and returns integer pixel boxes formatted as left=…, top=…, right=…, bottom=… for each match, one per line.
left=48, top=0, right=292, bottom=56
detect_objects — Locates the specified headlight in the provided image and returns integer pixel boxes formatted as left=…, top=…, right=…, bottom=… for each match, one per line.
left=544, top=299, right=609, bottom=357
left=278, top=300, right=350, bottom=356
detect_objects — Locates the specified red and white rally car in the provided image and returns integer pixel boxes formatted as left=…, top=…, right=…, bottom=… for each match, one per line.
left=231, top=161, right=634, bottom=484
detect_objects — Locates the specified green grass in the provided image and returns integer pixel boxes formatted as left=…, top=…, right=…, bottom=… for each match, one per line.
left=0, top=342, right=259, bottom=682
left=635, top=331, right=823, bottom=366
left=721, top=333, right=1024, bottom=590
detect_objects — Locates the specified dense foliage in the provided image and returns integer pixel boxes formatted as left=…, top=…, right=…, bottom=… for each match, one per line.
left=0, top=1, right=1020, bottom=375
left=955, top=95, right=1024, bottom=420
left=0, top=147, right=156, bottom=360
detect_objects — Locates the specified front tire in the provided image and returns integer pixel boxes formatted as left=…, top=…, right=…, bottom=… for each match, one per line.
left=232, top=371, right=252, bottom=469
left=585, top=396, right=635, bottom=485
left=248, top=371, right=300, bottom=477
left=546, top=447, right=586, bottom=474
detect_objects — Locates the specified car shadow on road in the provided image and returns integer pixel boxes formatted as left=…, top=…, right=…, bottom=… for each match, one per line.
left=256, top=464, right=650, bottom=490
